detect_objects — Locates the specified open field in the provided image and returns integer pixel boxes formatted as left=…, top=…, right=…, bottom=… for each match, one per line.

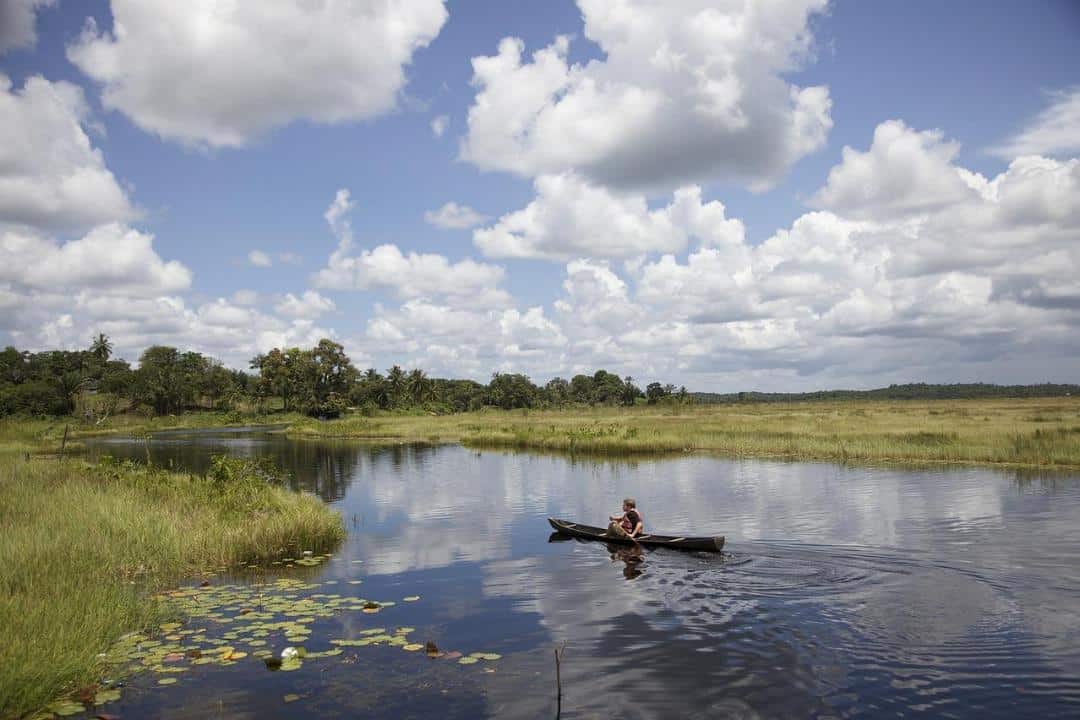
left=0, top=453, right=344, bottom=719
left=289, top=397, right=1080, bottom=468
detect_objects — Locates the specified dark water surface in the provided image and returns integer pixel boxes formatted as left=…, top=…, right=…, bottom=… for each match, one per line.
left=83, top=428, right=1080, bottom=719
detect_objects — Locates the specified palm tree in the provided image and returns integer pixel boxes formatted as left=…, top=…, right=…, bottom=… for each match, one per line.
left=406, top=368, right=432, bottom=406
left=386, top=365, right=405, bottom=407
left=90, top=333, right=112, bottom=362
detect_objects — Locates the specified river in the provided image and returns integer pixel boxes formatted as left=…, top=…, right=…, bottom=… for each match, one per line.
left=82, top=427, right=1080, bottom=719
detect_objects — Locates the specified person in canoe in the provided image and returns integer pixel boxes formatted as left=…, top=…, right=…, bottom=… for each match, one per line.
left=608, top=497, right=644, bottom=540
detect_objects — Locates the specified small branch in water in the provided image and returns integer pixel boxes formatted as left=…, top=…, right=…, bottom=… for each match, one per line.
left=554, top=642, right=566, bottom=719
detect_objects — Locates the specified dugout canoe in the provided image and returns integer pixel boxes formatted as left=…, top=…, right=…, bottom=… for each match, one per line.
left=547, top=518, right=725, bottom=553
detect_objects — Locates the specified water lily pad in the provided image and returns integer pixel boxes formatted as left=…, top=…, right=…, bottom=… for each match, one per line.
left=283, top=694, right=301, bottom=703
left=50, top=701, right=85, bottom=716
left=403, top=596, right=421, bottom=602
left=403, top=643, right=424, bottom=651
left=94, top=689, right=122, bottom=704
left=279, top=657, right=303, bottom=672
left=458, top=656, right=479, bottom=665
left=471, top=652, right=502, bottom=661
left=394, top=627, right=415, bottom=634
left=158, top=678, right=178, bottom=685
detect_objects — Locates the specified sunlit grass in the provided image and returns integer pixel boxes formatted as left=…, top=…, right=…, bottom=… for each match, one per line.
left=0, top=453, right=344, bottom=719
left=290, top=398, right=1080, bottom=468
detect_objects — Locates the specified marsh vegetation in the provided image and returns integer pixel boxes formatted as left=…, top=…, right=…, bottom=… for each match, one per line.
left=0, top=453, right=343, bottom=719
left=290, top=397, right=1080, bottom=468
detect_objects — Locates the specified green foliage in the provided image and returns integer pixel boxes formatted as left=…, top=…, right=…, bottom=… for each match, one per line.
left=0, top=453, right=343, bottom=719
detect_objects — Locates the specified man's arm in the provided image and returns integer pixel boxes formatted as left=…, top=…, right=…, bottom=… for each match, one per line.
left=629, top=520, right=643, bottom=538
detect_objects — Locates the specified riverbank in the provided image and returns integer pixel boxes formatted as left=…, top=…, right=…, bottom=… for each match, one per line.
left=289, top=397, right=1080, bottom=468
left=0, top=411, right=308, bottom=455
left=0, top=453, right=344, bottom=719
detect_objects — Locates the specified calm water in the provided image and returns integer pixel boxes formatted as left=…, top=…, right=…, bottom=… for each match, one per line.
left=83, top=428, right=1080, bottom=719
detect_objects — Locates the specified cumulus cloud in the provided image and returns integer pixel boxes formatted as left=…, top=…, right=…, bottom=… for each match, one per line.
left=516, top=121, right=1080, bottom=388
left=430, top=114, right=449, bottom=138
left=991, top=88, right=1080, bottom=159
left=315, top=189, right=509, bottom=307
left=0, top=74, right=135, bottom=231
left=460, top=0, right=832, bottom=190
left=67, top=0, right=449, bottom=148
left=474, top=173, right=744, bottom=260
left=274, top=290, right=335, bottom=319
left=363, top=300, right=566, bottom=378
left=424, top=201, right=489, bottom=229
left=0, top=0, right=54, bottom=53
left=5, top=285, right=338, bottom=368
left=811, top=120, right=982, bottom=219
left=0, top=223, right=191, bottom=295
left=247, top=250, right=272, bottom=268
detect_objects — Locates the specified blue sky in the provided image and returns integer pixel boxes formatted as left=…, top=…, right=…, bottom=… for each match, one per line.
left=1, top=0, right=1078, bottom=390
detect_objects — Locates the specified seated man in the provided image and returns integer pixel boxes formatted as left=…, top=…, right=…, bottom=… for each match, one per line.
left=608, top=497, right=644, bottom=539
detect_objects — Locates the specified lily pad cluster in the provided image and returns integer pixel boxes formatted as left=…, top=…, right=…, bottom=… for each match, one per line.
left=43, top=573, right=502, bottom=716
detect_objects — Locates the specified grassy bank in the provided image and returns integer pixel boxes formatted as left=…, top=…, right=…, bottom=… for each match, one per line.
left=289, top=397, right=1080, bottom=468
left=0, top=454, right=344, bottom=719
left=0, top=410, right=306, bottom=455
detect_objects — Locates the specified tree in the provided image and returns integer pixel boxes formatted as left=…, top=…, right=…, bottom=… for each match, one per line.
left=386, top=365, right=405, bottom=408
left=487, top=372, right=539, bottom=409
left=135, top=346, right=185, bottom=415
left=406, top=368, right=433, bottom=406
left=543, top=377, right=570, bottom=406
left=90, top=333, right=113, bottom=363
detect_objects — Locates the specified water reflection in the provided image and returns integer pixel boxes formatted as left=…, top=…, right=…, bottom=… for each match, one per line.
left=82, top=432, right=1080, bottom=718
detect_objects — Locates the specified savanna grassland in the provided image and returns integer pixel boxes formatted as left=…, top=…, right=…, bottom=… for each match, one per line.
left=0, top=450, right=343, bottom=719
left=289, top=397, right=1080, bottom=469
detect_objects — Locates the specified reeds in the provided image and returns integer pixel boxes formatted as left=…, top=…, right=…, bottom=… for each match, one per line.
left=288, top=397, right=1080, bottom=468
left=0, top=454, right=344, bottom=718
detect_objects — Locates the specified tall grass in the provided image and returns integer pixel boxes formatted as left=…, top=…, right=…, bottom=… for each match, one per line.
left=0, top=454, right=344, bottom=719
left=289, top=397, right=1080, bottom=468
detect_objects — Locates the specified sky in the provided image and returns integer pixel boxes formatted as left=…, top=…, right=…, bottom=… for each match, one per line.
left=1, top=0, right=1079, bottom=392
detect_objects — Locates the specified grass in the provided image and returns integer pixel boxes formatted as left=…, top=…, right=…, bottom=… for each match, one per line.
left=289, top=397, right=1080, bottom=468
left=0, top=410, right=307, bottom=455
left=0, top=453, right=344, bottom=719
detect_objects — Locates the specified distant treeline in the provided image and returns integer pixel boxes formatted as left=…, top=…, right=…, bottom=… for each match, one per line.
left=692, top=383, right=1080, bottom=404
left=0, top=336, right=689, bottom=419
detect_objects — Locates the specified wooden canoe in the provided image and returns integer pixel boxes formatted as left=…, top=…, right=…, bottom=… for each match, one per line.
left=547, top=518, right=725, bottom=553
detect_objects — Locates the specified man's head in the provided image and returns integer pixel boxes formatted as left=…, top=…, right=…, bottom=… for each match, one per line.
left=623, top=497, right=636, bottom=510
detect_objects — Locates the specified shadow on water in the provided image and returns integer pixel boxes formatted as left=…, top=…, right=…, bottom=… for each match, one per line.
left=78, top=430, right=1080, bottom=719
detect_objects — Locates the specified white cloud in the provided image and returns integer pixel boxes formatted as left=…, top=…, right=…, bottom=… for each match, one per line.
left=315, top=189, right=509, bottom=307
left=278, top=252, right=302, bottom=265
left=812, top=120, right=981, bottom=219
left=232, top=289, right=259, bottom=306
left=430, top=114, right=449, bottom=138
left=522, top=122, right=1080, bottom=388
left=247, top=250, right=272, bottom=268
left=5, top=287, right=338, bottom=368
left=274, top=290, right=335, bottom=319
left=316, top=242, right=509, bottom=307
left=474, top=173, right=744, bottom=260
left=0, top=223, right=191, bottom=295
left=424, top=201, right=489, bottom=229
left=0, top=0, right=53, bottom=53
left=67, top=0, right=449, bottom=148
left=460, top=0, right=832, bottom=190
left=361, top=300, right=566, bottom=378
left=0, top=74, right=135, bottom=231
left=992, top=88, right=1080, bottom=159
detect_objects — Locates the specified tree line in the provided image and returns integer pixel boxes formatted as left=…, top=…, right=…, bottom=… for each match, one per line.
left=692, top=382, right=1080, bottom=404
left=0, top=335, right=690, bottom=419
